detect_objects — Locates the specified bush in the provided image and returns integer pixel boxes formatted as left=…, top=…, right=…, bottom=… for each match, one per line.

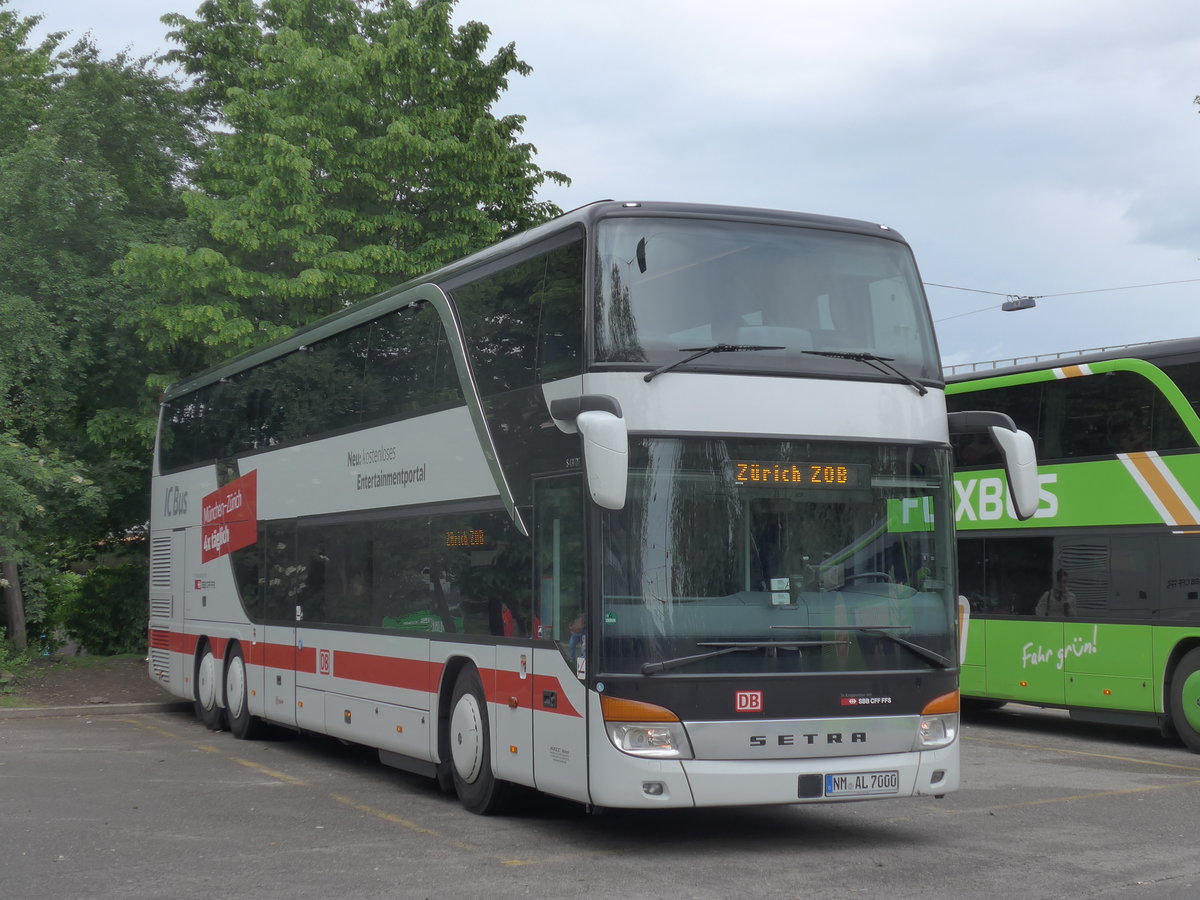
left=26, top=569, right=84, bottom=655
left=60, top=562, right=147, bottom=655
left=0, top=628, right=30, bottom=693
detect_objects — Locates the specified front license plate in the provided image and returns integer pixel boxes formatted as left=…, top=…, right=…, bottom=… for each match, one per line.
left=824, top=769, right=900, bottom=798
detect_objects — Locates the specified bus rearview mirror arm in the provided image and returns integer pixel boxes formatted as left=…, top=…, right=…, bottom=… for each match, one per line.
left=947, top=410, right=1040, bottom=521
left=550, top=395, right=628, bottom=510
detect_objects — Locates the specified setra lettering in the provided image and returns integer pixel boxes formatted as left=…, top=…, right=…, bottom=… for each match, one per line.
left=750, top=731, right=868, bottom=747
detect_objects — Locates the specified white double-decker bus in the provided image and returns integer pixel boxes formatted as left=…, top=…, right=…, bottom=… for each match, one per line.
left=148, top=201, right=1035, bottom=813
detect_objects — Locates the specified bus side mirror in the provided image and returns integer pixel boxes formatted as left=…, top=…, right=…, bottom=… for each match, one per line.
left=549, top=395, right=629, bottom=510
left=947, top=410, right=1039, bottom=521
left=576, top=410, right=629, bottom=510
left=990, top=425, right=1039, bottom=520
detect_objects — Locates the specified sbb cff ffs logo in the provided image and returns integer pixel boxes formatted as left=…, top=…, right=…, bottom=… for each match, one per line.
left=736, top=690, right=763, bottom=712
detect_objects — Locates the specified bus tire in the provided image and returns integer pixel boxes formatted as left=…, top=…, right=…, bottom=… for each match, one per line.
left=448, top=666, right=513, bottom=815
left=1169, top=648, right=1200, bottom=753
left=193, top=642, right=225, bottom=732
left=224, top=643, right=261, bottom=741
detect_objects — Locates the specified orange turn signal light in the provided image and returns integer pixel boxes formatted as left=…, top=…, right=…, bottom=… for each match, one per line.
left=600, top=695, right=680, bottom=723
left=921, top=690, right=959, bottom=716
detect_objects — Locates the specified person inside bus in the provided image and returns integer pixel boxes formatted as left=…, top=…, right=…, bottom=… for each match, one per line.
left=1035, top=568, right=1076, bottom=617
left=1117, top=412, right=1152, bottom=452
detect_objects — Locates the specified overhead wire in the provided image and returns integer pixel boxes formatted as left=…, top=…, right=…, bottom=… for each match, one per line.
left=925, top=277, right=1200, bottom=323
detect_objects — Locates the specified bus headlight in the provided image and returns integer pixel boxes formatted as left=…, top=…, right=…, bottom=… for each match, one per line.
left=917, top=713, right=959, bottom=749
left=916, top=690, right=959, bottom=749
left=601, top=695, right=694, bottom=759
left=607, top=722, right=693, bottom=758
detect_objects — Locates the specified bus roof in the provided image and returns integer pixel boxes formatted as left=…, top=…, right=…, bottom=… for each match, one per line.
left=164, top=201, right=909, bottom=401
left=945, top=336, right=1200, bottom=382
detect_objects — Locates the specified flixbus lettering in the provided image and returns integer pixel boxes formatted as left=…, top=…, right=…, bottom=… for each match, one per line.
left=955, top=473, right=1058, bottom=522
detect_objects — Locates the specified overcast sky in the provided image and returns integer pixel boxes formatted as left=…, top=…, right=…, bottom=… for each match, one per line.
left=22, top=0, right=1200, bottom=367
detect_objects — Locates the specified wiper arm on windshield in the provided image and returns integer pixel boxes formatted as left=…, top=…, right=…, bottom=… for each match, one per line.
left=643, top=344, right=785, bottom=382
left=771, top=624, right=951, bottom=669
left=640, top=639, right=838, bottom=675
left=803, top=350, right=928, bottom=396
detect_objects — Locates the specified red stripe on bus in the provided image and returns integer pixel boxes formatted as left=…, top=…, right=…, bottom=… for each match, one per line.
left=333, top=650, right=431, bottom=693
left=258, top=641, right=295, bottom=669
left=490, top=668, right=582, bottom=717
left=296, top=645, right=316, bottom=674
left=533, top=674, right=582, bottom=717
left=158, top=631, right=580, bottom=716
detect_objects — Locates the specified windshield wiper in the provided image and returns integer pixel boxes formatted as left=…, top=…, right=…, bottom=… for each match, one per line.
left=640, top=639, right=837, bottom=675
left=771, top=624, right=951, bottom=669
left=802, top=350, right=928, bottom=396
left=643, top=344, right=785, bottom=382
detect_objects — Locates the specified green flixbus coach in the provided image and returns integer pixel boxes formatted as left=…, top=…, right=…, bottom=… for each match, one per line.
left=946, top=337, right=1200, bottom=751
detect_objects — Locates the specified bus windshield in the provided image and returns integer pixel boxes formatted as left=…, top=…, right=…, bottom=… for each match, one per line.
left=594, top=217, right=939, bottom=381
left=597, top=438, right=956, bottom=676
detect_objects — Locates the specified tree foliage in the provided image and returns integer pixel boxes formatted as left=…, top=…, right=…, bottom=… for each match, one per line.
left=1, top=0, right=566, bottom=651
left=0, top=31, right=198, bottom=527
left=1, top=2, right=198, bottom=647
left=121, top=0, right=568, bottom=381
left=0, top=2, right=61, bottom=154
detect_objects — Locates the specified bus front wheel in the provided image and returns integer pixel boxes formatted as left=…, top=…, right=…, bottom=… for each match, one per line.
left=448, top=666, right=513, bottom=815
left=1169, top=648, right=1200, bottom=753
left=193, top=642, right=225, bottom=732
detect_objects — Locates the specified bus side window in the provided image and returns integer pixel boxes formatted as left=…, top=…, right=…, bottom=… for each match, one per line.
left=440, top=516, right=532, bottom=639
left=536, top=240, right=585, bottom=382
left=1159, top=533, right=1200, bottom=621
left=961, top=536, right=1053, bottom=616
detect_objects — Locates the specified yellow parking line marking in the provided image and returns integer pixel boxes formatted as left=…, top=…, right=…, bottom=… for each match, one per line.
left=115, top=718, right=543, bottom=865
left=976, top=777, right=1200, bottom=813
left=118, top=718, right=179, bottom=739
left=965, top=734, right=1200, bottom=773
left=327, top=794, right=444, bottom=836
left=327, top=793, right=537, bottom=866
left=229, top=757, right=311, bottom=787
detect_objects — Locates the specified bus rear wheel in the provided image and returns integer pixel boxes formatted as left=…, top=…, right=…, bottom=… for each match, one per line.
left=1169, top=648, right=1200, bottom=753
left=224, top=643, right=261, bottom=740
left=193, top=642, right=225, bottom=732
left=448, top=666, right=513, bottom=815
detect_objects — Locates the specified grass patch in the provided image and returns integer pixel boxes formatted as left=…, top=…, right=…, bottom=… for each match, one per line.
left=0, top=644, right=31, bottom=695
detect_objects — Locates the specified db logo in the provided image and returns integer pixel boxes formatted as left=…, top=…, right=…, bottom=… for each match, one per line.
left=318, top=649, right=332, bottom=676
left=735, top=690, right=763, bottom=712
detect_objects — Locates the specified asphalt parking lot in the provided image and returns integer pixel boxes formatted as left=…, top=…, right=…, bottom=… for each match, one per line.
left=3, top=702, right=1199, bottom=900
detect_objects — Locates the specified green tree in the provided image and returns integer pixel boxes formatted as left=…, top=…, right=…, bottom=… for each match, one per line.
left=119, top=0, right=568, bottom=381
left=0, top=436, right=101, bottom=650
left=0, top=2, right=61, bottom=154
left=0, top=7, right=199, bottom=648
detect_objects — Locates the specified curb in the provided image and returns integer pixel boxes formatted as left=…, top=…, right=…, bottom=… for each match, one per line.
left=0, top=700, right=192, bottom=720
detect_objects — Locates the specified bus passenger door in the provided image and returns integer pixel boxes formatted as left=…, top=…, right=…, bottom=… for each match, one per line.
left=530, top=476, right=590, bottom=803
